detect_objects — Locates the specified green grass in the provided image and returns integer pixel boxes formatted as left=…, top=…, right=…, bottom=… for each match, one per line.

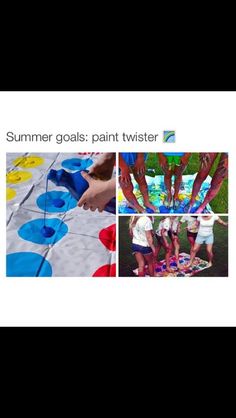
left=119, top=216, right=228, bottom=277
left=145, top=153, right=228, bottom=213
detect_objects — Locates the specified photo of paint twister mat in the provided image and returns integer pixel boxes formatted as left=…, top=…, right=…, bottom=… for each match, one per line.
left=118, top=174, right=212, bottom=214
left=133, top=253, right=209, bottom=277
left=6, top=153, right=116, bottom=277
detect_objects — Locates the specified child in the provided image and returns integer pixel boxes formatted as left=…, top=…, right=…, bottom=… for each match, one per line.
left=119, top=153, right=157, bottom=213
left=187, top=215, right=228, bottom=268
left=129, top=216, right=156, bottom=277
left=155, top=217, right=174, bottom=273
left=158, top=153, right=191, bottom=209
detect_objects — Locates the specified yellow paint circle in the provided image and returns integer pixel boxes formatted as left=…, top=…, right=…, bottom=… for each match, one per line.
left=6, top=171, right=33, bottom=184
left=13, top=156, right=44, bottom=168
left=6, top=188, right=16, bottom=201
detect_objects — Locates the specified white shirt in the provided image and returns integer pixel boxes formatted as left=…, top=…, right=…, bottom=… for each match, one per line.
left=171, top=217, right=180, bottom=233
left=156, top=218, right=170, bottom=237
left=132, top=217, right=153, bottom=247
left=181, top=216, right=199, bottom=233
left=197, top=215, right=219, bottom=236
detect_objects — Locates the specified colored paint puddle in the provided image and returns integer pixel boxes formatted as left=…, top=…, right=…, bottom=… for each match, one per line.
left=41, top=226, right=55, bottom=237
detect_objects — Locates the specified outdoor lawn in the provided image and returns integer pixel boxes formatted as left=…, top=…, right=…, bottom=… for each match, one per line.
left=119, top=216, right=228, bottom=277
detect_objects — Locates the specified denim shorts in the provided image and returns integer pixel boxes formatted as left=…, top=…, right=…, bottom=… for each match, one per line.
left=132, top=243, right=152, bottom=255
left=195, top=233, right=214, bottom=245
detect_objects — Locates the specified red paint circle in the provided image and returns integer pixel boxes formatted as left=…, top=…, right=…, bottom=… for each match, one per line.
left=93, top=263, right=116, bottom=277
left=99, top=224, right=116, bottom=251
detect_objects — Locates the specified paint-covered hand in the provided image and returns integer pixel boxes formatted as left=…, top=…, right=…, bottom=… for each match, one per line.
left=133, top=154, right=145, bottom=176
left=199, top=153, right=212, bottom=169
left=158, top=154, right=169, bottom=173
left=120, top=166, right=132, bottom=185
left=78, top=172, right=116, bottom=212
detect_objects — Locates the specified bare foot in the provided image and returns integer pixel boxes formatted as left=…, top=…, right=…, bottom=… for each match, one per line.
left=207, top=261, right=213, bottom=268
left=126, top=199, right=146, bottom=213
left=166, top=268, right=175, bottom=273
left=144, top=201, right=157, bottom=212
left=164, top=193, right=172, bottom=207
left=185, top=263, right=192, bottom=269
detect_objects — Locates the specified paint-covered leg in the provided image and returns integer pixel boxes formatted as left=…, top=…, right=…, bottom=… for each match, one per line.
left=135, top=252, right=146, bottom=276
left=163, top=171, right=173, bottom=207
left=188, top=153, right=218, bottom=211
left=195, top=153, right=228, bottom=213
left=133, top=171, right=157, bottom=212
left=119, top=177, right=145, bottom=213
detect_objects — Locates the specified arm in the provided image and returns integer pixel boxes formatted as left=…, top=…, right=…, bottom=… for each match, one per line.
left=119, top=154, right=131, bottom=184
left=134, top=153, right=145, bottom=176
left=217, top=217, right=228, bottom=227
left=180, top=153, right=191, bottom=167
left=157, top=153, right=168, bottom=172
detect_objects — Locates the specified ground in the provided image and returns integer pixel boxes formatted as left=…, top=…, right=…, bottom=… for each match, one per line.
left=119, top=216, right=228, bottom=277
left=145, top=153, right=228, bottom=213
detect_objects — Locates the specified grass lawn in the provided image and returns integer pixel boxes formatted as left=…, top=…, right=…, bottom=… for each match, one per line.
left=119, top=216, right=228, bottom=277
left=145, top=153, right=228, bottom=213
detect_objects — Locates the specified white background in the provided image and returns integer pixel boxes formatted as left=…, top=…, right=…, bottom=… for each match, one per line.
left=0, top=91, right=235, bottom=326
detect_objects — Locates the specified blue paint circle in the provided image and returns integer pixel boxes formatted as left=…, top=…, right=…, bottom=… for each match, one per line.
left=36, top=191, right=77, bottom=213
left=7, top=252, right=52, bottom=277
left=18, top=218, right=68, bottom=245
left=61, top=158, right=93, bottom=171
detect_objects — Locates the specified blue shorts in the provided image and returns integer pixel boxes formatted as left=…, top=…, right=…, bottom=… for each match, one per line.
left=195, top=234, right=214, bottom=245
left=121, top=153, right=148, bottom=166
left=132, top=243, right=152, bottom=255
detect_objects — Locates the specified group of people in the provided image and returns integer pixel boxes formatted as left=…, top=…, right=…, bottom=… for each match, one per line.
left=119, top=152, right=228, bottom=213
left=129, top=215, right=228, bottom=276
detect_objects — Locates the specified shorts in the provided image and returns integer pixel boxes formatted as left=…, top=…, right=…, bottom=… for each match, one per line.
left=195, top=234, right=214, bottom=245
left=168, top=230, right=178, bottom=239
left=132, top=243, right=152, bottom=255
left=187, top=231, right=198, bottom=239
left=121, top=153, right=148, bottom=167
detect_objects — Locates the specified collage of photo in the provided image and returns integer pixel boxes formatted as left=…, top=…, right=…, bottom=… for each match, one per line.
left=6, top=152, right=228, bottom=278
